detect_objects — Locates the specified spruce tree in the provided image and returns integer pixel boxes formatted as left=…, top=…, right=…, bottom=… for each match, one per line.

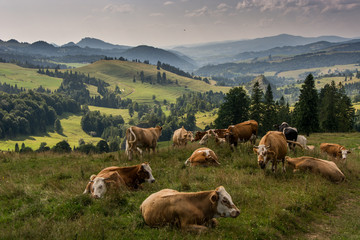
left=249, top=81, right=263, bottom=127
left=294, top=74, right=319, bottom=135
left=262, top=84, right=276, bottom=133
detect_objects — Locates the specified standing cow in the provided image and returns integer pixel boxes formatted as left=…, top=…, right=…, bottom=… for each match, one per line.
left=253, top=131, right=288, bottom=172
left=320, top=143, right=351, bottom=163
left=125, top=126, right=162, bottom=160
left=172, top=126, right=194, bottom=147
left=140, top=186, right=240, bottom=233
left=225, top=120, right=258, bottom=149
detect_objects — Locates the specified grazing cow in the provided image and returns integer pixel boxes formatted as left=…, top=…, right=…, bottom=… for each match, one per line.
left=320, top=143, right=351, bottom=163
left=140, top=186, right=240, bottom=233
left=225, top=120, right=258, bottom=148
left=199, top=130, right=226, bottom=145
left=213, top=129, right=227, bottom=138
left=296, top=135, right=308, bottom=149
left=125, top=126, right=162, bottom=160
left=286, top=156, right=345, bottom=183
left=83, top=162, right=155, bottom=198
left=172, top=126, right=194, bottom=147
left=274, top=122, right=298, bottom=150
left=184, top=147, right=220, bottom=167
left=253, top=131, right=288, bottom=172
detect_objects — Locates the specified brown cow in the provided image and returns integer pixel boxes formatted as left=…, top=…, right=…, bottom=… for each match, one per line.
left=193, top=131, right=207, bottom=142
left=225, top=120, right=258, bottom=148
left=320, top=143, right=351, bottom=163
left=172, top=126, right=194, bottom=147
left=125, top=126, right=162, bottom=160
left=185, top=147, right=220, bottom=167
left=253, top=131, right=288, bottom=172
left=140, top=186, right=240, bottom=233
left=83, top=162, right=155, bottom=198
left=286, top=156, right=345, bottom=183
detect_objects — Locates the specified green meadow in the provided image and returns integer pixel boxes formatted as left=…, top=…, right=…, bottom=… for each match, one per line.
left=0, top=63, right=62, bottom=91
left=0, top=132, right=359, bottom=239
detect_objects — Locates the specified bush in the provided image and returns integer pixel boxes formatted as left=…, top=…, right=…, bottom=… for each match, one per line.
left=52, top=140, right=71, bottom=153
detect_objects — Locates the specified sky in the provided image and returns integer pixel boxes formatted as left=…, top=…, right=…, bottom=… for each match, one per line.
left=1, top=0, right=360, bottom=47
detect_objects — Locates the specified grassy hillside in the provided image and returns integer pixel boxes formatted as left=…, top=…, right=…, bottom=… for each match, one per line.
left=74, top=60, right=230, bottom=104
left=0, top=113, right=102, bottom=151
left=0, top=62, right=62, bottom=90
left=0, top=132, right=359, bottom=239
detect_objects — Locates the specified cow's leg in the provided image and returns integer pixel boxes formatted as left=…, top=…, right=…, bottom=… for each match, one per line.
left=182, top=224, right=208, bottom=234
left=282, top=158, right=286, bottom=172
left=272, top=160, right=277, bottom=172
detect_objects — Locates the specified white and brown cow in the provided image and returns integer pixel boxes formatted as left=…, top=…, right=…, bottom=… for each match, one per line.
left=320, top=143, right=351, bottom=163
left=253, top=131, right=288, bottom=172
left=125, top=126, right=162, bottom=160
left=286, top=156, right=345, bottom=183
left=225, top=120, right=258, bottom=148
left=140, top=186, right=240, bottom=233
left=83, top=162, right=155, bottom=198
left=185, top=147, right=220, bottom=167
left=172, top=126, right=194, bottom=147
left=199, top=130, right=226, bottom=145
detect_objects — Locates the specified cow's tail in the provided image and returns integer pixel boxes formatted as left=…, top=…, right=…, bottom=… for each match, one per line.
left=286, top=140, right=303, bottom=149
left=128, top=127, right=137, bottom=145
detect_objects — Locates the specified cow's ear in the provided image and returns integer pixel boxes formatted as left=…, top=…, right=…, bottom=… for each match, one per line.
left=90, top=174, right=97, bottom=181
left=253, top=148, right=258, bottom=154
left=210, top=192, right=218, bottom=204
left=267, top=150, right=275, bottom=157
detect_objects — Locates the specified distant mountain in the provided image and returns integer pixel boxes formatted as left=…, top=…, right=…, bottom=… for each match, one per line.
left=75, top=37, right=130, bottom=51
left=121, top=45, right=196, bottom=71
left=173, top=34, right=352, bottom=66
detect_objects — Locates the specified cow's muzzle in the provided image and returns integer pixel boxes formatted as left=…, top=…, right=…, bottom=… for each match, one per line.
left=230, top=209, right=240, bottom=218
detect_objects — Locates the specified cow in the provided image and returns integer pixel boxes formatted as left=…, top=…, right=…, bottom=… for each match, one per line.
left=193, top=131, right=207, bottom=142
left=184, top=147, right=220, bottom=167
left=172, top=126, right=194, bottom=147
left=274, top=122, right=298, bottom=150
left=225, top=120, right=258, bottom=148
left=286, top=156, right=345, bottom=183
left=199, top=130, right=225, bottom=145
left=140, top=186, right=240, bottom=233
left=125, top=126, right=162, bottom=160
left=83, top=162, right=155, bottom=198
left=320, top=143, right=351, bottom=163
left=296, top=135, right=308, bottom=149
left=253, top=131, right=288, bottom=172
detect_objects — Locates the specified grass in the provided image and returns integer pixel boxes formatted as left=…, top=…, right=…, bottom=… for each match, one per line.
left=88, top=105, right=136, bottom=124
left=195, top=109, right=218, bottom=129
left=0, top=113, right=102, bottom=151
left=0, top=63, right=62, bottom=90
left=0, top=132, right=359, bottom=239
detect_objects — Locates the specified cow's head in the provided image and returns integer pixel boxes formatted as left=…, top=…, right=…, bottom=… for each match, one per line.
left=224, top=126, right=235, bottom=143
left=339, top=147, right=351, bottom=160
left=211, top=186, right=240, bottom=218
left=186, top=131, right=194, bottom=142
left=193, top=131, right=203, bottom=142
left=138, top=162, right=155, bottom=183
left=155, top=126, right=163, bottom=136
left=253, top=145, right=274, bottom=169
left=86, top=172, right=122, bottom=199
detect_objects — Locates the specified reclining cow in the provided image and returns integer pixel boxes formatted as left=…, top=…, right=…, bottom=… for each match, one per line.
left=320, top=143, right=351, bottom=163
left=286, top=156, right=345, bottom=183
left=125, top=126, right=162, bottom=160
left=185, top=147, right=220, bottom=167
left=199, top=130, right=226, bottom=145
left=172, top=126, right=194, bottom=147
left=83, top=162, right=155, bottom=198
left=253, top=131, right=288, bottom=172
left=140, top=186, right=240, bottom=233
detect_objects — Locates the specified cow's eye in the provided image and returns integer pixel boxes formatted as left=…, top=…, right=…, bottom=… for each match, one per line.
left=99, top=185, right=102, bottom=189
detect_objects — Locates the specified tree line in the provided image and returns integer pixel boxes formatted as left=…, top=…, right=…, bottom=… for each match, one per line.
left=0, top=91, right=80, bottom=138
left=215, top=74, right=354, bottom=135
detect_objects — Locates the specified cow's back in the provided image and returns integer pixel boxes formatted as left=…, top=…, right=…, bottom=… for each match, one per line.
left=260, top=131, right=287, bottom=159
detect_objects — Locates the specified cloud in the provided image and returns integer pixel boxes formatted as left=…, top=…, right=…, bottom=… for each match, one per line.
left=150, top=13, right=164, bottom=17
left=216, top=3, right=229, bottom=13
left=103, top=4, right=133, bottom=14
left=185, top=6, right=208, bottom=17
left=164, top=1, right=174, bottom=6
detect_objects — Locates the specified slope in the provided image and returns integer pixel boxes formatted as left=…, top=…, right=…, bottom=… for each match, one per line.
left=74, top=60, right=230, bottom=104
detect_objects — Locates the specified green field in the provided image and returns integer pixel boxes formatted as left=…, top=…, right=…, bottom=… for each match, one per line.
left=0, top=132, right=359, bottom=239
left=88, top=105, right=135, bottom=124
left=0, top=113, right=102, bottom=151
left=195, top=109, right=218, bottom=129
left=0, top=63, right=63, bottom=90
left=74, top=60, right=230, bottom=104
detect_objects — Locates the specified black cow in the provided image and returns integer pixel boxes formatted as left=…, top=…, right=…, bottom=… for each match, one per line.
left=274, top=122, right=298, bottom=150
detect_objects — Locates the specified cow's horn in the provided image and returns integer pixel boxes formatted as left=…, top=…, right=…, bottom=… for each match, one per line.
left=254, top=145, right=259, bottom=149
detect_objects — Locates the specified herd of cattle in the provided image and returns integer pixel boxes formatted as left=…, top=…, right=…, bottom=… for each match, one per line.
left=83, top=120, right=351, bottom=233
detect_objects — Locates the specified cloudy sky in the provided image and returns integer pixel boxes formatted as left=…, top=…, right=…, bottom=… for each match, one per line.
left=1, top=0, right=359, bottom=47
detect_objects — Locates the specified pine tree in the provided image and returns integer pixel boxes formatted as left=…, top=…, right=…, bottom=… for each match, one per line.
left=294, top=74, right=319, bottom=135
left=15, top=143, right=19, bottom=153
left=262, top=84, right=276, bottom=133
left=249, top=81, right=263, bottom=132
left=54, top=119, right=63, bottom=134
left=215, top=86, right=250, bottom=129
